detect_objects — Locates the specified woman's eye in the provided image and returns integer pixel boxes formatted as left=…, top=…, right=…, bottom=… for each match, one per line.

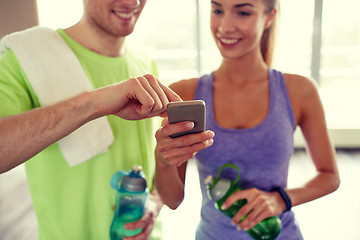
left=212, top=8, right=223, bottom=15
left=238, top=11, right=251, bottom=16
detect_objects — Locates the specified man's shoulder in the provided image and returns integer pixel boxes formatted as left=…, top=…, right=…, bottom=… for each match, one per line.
left=125, top=48, right=158, bottom=74
left=126, top=49, right=154, bottom=64
left=1, top=26, right=56, bottom=44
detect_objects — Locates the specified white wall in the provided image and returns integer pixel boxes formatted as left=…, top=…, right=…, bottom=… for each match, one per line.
left=0, top=0, right=39, bottom=38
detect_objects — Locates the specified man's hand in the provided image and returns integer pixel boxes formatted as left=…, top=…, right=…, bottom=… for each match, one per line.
left=123, top=190, right=164, bottom=240
left=92, top=74, right=181, bottom=120
left=0, top=74, right=180, bottom=173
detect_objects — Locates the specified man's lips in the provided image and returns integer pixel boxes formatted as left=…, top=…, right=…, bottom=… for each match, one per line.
left=112, top=10, right=139, bottom=19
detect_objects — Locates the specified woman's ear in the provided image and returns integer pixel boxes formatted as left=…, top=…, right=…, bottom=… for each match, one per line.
left=264, top=8, right=277, bottom=30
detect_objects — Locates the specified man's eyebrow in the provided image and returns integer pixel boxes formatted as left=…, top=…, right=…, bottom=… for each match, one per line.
left=211, top=1, right=254, bottom=8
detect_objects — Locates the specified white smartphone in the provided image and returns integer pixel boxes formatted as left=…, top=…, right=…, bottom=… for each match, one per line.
left=167, top=100, right=206, bottom=138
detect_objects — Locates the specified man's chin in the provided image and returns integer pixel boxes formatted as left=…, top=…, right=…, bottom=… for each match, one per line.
left=111, top=27, right=135, bottom=38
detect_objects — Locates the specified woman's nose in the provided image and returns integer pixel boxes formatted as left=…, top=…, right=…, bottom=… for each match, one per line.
left=119, top=0, right=141, bottom=8
left=219, top=15, right=236, bottom=33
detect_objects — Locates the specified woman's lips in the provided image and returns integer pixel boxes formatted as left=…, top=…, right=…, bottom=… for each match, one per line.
left=218, top=37, right=242, bottom=47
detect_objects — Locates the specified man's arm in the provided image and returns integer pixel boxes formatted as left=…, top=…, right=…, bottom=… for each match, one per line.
left=0, top=75, right=181, bottom=173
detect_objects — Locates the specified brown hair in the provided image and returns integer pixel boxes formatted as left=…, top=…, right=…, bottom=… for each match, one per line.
left=261, top=0, right=280, bottom=66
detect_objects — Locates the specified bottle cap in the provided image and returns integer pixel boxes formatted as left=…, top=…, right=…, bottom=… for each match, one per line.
left=204, top=175, right=213, bottom=185
left=132, top=165, right=142, bottom=174
left=121, top=166, right=147, bottom=192
left=206, top=177, right=232, bottom=202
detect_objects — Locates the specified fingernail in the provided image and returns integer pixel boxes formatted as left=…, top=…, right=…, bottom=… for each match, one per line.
left=186, top=122, right=194, bottom=128
left=237, top=225, right=242, bottom=231
left=221, top=203, right=226, bottom=210
left=231, top=221, right=236, bottom=226
left=207, top=131, right=215, bottom=138
left=208, top=139, right=214, bottom=145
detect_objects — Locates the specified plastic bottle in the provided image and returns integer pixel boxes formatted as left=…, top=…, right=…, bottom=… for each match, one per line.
left=110, top=166, right=149, bottom=240
left=205, top=163, right=282, bottom=240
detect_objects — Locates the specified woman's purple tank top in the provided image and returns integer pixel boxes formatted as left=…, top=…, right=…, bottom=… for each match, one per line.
left=194, top=69, right=304, bottom=239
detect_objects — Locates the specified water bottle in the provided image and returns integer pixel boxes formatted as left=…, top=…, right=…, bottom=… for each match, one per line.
left=110, top=166, right=149, bottom=240
left=205, top=163, right=282, bottom=240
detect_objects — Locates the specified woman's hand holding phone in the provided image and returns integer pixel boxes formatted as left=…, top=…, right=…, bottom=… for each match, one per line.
left=155, top=100, right=214, bottom=166
left=167, top=100, right=206, bottom=137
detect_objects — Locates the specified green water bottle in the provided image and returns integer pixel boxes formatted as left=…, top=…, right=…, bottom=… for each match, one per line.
left=205, top=163, right=282, bottom=240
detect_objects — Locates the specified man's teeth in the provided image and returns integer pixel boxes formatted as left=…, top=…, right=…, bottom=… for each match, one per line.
left=114, top=12, right=133, bottom=18
left=220, top=38, right=238, bottom=44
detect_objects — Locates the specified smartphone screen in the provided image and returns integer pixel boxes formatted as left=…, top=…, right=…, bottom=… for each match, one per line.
left=167, top=100, right=206, bottom=138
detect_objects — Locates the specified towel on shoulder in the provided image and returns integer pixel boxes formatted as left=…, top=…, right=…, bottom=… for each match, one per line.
left=0, top=26, right=114, bottom=166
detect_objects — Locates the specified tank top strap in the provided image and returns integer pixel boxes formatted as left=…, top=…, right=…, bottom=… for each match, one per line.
left=195, top=72, right=214, bottom=102
left=268, top=68, right=296, bottom=131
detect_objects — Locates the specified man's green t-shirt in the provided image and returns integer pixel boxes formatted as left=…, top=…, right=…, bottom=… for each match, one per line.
left=0, top=29, right=161, bottom=240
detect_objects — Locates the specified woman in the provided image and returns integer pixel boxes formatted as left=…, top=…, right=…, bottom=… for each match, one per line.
left=155, top=0, right=340, bottom=239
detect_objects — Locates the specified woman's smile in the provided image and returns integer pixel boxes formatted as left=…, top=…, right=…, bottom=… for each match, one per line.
left=218, top=36, right=242, bottom=46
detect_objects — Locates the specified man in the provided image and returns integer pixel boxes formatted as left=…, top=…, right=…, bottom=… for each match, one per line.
left=0, top=0, right=214, bottom=239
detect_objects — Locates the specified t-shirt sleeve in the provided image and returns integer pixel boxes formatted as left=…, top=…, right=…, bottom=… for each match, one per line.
left=150, top=58, right=159, bottom=78
left=0, top=49, right=37, bottom=117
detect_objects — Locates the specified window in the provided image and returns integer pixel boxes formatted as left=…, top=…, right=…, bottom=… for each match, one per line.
left=127, top=0, right=199, bottom=83
left=320, top=0, right=360, bottom=129
left=37, top=0, right=82, bottom=29
left=273, top=0, right=314, bottom=76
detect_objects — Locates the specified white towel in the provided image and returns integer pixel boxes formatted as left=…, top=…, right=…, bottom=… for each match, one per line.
left=0, top=26, right=114, bottom=166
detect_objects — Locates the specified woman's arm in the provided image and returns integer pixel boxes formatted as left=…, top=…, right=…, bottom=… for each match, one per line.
left=155, top=141, right=188, bottom=210
left=222, top=74, right=340, bottom=231
left=154, top=79, right=215, bottom=209
left=285, top=74, right=340, bottom=206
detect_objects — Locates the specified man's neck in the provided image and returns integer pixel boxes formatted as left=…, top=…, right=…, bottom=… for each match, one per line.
left=64, top=20, right=125, bottom=57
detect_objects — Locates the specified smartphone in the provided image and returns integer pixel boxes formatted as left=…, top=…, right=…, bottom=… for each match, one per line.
left=167, top=100, right=206, bottom=138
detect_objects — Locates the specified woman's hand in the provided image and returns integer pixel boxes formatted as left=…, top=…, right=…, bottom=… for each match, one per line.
left=155, top=117, right=214, bottom=167
left=222, top=188, right=286, bottom=231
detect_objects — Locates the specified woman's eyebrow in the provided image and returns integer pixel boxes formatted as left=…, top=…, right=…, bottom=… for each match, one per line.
left=211, top=1, right=254, bottom=8
left=211, top=1, right=221, bottom=7
left=234, top=3, right=254, bottom=8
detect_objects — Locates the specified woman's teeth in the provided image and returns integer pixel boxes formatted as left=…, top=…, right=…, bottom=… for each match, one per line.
left=220, top=38, right=239, bottom=44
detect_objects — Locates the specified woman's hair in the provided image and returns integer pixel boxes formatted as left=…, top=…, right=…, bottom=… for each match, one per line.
left=261, top=0, right=280, bottom=67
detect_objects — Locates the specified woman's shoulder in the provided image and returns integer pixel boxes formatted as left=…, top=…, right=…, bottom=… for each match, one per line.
left=283, top=72, right=319, bottom=97
left=283, top=72, right=315, bottom=83
left=282, top=72, right=322, bottom=124
left=169, top=77, right=199, bottom=101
